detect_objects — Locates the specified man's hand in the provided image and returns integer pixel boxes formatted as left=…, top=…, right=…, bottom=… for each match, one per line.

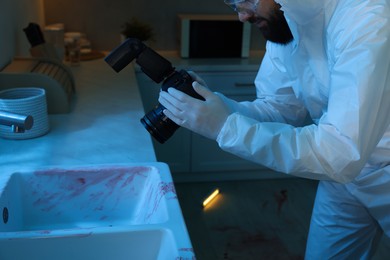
left=158, top=81, right=231, bottom=140
left=187, top=71, right=208, bottom=88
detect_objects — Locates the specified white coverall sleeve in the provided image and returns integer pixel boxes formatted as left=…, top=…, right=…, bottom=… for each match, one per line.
left=217, top=8, right=390, bottom=183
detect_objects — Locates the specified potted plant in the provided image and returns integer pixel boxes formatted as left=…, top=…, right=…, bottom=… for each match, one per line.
left=120, top=17, right=155, bottom=42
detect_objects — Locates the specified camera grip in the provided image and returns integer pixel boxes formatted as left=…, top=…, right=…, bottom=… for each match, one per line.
left=161, top=70, right=205, bottom=101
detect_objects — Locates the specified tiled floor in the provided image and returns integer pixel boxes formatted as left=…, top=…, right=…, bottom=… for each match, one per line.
left=175, top=178, right=390, bottom=260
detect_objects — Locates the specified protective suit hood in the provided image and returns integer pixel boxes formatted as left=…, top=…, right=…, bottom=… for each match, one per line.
left=275, top=0, right=330, bottom=25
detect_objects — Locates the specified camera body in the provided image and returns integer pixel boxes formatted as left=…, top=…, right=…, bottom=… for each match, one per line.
left=104, top=38, right=203, bottom=143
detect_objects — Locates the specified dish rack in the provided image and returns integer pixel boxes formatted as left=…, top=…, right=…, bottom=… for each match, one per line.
left=0, top=57, right=75, bottom=114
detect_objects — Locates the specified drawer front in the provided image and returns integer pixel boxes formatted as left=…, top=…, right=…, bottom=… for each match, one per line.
left=191, top=94, right=265, bottom=172
left=197, top=72, right=257, bottom=96
left=191, top=132, right=266, bottom=172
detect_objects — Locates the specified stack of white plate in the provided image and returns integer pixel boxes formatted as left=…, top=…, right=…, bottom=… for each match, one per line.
left=0, top=88, right=50, bottom=139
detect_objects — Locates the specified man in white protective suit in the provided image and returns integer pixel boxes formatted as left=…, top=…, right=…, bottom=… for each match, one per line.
left=159, top=0, right=390, bottom=258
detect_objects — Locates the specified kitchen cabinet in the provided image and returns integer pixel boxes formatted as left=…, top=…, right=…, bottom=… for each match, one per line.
left=136, top=55, right=288, bottom=182
left=136, top=70, right=191, bottom=173
left=190, top=71, right=260, bottom=173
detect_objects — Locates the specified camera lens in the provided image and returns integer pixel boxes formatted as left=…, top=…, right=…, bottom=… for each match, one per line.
left=140, top=103, right=180, bottom=144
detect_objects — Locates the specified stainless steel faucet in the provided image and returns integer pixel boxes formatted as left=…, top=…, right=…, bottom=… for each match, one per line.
left=0, top=111, right=34, bottom=133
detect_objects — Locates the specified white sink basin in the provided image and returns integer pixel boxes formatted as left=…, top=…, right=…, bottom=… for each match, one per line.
left=0, top=163, right=195, bottom=260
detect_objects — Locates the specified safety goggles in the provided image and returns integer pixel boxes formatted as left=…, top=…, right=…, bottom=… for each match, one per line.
left=224, top=0, right=259, bottom=14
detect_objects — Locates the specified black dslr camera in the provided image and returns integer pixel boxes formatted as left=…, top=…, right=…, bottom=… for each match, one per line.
left=104, top=38, right=203, bottom=144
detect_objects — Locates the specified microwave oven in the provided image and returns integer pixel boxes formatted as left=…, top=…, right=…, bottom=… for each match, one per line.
left=178, top=14, right=251, bottom=58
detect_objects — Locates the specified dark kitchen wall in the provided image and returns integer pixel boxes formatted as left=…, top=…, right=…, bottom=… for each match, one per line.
left=0, top=0, right=45, bottom=69
left=43, top=0, right=265, bottom=52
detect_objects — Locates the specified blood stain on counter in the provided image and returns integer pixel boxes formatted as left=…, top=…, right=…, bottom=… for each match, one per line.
left=274, top=189, right=288, bottom=214
left=28, top=166, right=153, bottom=223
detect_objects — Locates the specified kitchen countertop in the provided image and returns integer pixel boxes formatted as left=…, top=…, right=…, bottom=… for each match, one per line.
left=150, top=50, right=265, bottom=72
left=0, top=58, right=156, bottom=174
left=0, top=51, right=265, bottom=175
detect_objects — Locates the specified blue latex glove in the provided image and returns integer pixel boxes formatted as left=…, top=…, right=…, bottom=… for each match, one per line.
left=158, top=81, right=231, bottom=140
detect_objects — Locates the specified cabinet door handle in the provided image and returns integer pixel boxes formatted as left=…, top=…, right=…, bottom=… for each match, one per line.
left=234, top=83, right=255, bottom=88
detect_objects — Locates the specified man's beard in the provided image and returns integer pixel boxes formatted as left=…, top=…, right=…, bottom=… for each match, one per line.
left=250, top=9, right=293, bottom=45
